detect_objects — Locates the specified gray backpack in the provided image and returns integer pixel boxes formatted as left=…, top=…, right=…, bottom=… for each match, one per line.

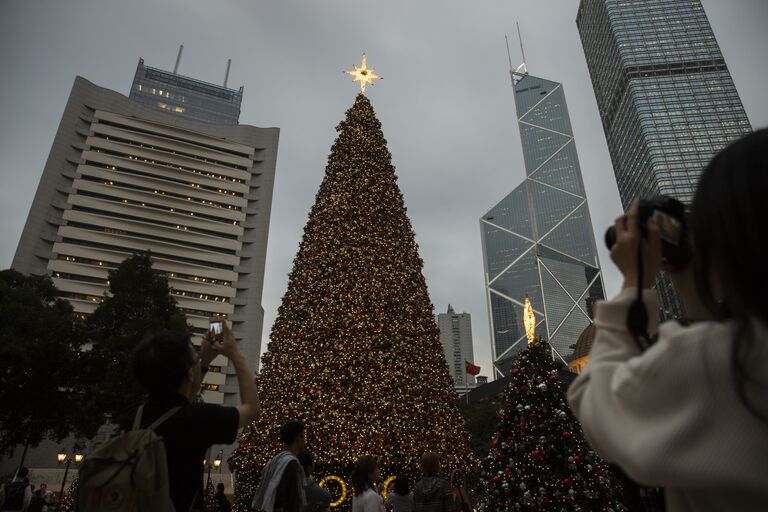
left=76, top=405, right=181, bottom=511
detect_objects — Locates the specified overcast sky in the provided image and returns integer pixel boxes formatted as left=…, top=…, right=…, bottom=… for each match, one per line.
left=1, top=0, right=766, bottom=378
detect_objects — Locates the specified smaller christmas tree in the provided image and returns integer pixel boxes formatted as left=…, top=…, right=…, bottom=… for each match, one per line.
left=479, top=298, right=625, bottom=511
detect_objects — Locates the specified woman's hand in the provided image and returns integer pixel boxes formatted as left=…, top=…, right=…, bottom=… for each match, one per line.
left=611, top=200, right=662, bottom=290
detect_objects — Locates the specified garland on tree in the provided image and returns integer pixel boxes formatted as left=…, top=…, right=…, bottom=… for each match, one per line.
left=479, top=337, right=626, bottom=511
left=229, top=93, right=475, bottom=510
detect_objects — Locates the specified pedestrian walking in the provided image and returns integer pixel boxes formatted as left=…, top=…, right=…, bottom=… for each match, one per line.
left=297, top=450, right=332, bottom=512
left=384, top=474, right=413, bottom=512
left=351, top=456, right=384, bottom=512
left=412, top=453, right=455, bottom=512
left=568, top=129, right=768, bottom=512
left=448, top=470, right=471, bottom=512
left=214, top=483, right=231, bottom=512
left=251, top=420, right=307, bottom=512
left=1, top=467, right=31, bottom=512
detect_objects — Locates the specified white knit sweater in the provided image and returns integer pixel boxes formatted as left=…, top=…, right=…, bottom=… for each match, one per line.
left=567, top=288, right=768, bottom=512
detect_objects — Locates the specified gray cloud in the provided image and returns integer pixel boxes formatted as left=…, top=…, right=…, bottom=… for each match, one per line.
left=2, top=0, right=766, bottom=377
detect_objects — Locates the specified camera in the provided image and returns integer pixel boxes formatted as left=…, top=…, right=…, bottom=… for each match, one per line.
left=604, top=196, right=690, bottom=269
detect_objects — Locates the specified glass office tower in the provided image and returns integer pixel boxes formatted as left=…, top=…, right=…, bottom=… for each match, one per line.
left=576, top=0, right=751, bottom=317
left=130, top=58, right=243, bottom=124
left=481, top=73, right=606, bottom=378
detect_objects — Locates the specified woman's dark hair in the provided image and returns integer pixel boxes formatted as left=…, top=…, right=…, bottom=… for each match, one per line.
left=420, top=452, right=441, bottom=477
left=351, top=456, right=378, bottom=496
left=691, top=129, right=768, bottom=421
left=131, top=330, right=195, bottom=395
left=393, top=473, right=410, bottom=496
left=280, top=420, right=305, bottom=446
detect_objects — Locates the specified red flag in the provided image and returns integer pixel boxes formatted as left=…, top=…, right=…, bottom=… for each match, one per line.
left=465, top=360, right=481, bottom=376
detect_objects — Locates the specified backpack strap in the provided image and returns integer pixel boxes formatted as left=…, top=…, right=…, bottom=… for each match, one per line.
left=131, top=405, right=182, bottom=431
left=146, top=406, right=182, bottom=431
left=131, top=405, right=145, bottom=431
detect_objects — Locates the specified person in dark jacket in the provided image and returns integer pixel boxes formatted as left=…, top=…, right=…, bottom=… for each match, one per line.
left=297, top=449, right=332, bottom=512
left=412, top=453, right=455, bottom=512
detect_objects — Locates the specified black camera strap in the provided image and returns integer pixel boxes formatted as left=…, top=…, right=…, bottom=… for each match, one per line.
left=627, top=236, right=653, bottom=352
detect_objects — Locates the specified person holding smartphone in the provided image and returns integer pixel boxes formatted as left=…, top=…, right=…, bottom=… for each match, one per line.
left=567, top=130, right=768, bottom=512
left=123, top=320, right=261, bottom=512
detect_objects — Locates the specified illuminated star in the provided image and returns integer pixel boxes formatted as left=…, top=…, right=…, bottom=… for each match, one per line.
left=344, top=53, right=382, bottom=94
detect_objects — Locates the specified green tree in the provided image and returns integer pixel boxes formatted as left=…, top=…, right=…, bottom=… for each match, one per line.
left=84, top=252, right=188, bottom=423
left=230, top=94, right=476, bottom=511
left=479, top=337, right=625, bottom=511
left=0, top=270, right=85, bottom=458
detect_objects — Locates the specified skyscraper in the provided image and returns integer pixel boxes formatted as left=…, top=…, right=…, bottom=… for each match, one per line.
left=436, top=305, right=476, bottom=392
left=130, top=57, right=243, bottom=124
left=576, top=0, right=752, bottom=317
left=480, top=71, right=606, bottom=378
left=12, top=76, right=278, bottom=405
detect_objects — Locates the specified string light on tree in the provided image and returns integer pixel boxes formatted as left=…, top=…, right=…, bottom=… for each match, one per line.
left=478, top=298, right=626, bottom=511
left=344, top=53, right=382, bottom=94
left=230, top=56, right=474, bottom=511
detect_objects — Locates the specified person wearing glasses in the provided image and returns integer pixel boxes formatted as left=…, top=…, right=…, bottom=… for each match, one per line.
left=120, top=322, right=260, bottom=512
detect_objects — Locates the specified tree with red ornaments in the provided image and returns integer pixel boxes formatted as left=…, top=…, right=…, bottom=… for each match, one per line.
left=229, top=66, right=475, bottom=511
left=479, top=336, right=625, bottom=511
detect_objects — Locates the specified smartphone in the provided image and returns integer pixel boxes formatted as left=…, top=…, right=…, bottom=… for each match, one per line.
left=209, top=318, right=224, bottom=344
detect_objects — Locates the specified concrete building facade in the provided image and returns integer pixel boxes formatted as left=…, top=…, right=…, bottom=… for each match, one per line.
left=436, top=305, right=476, bottom=392
left=12, top=76, right=278, bottom=405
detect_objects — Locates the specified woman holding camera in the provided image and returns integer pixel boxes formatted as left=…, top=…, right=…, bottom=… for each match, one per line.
left=567, top=129, right=768, bottom=512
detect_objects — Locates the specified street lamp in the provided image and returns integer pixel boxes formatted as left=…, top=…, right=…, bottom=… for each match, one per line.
left=205, top=451, right=223, bottom=494
left=56, top=449, right=84, bottom=512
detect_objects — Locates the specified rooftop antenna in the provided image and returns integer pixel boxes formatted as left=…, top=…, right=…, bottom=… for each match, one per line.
left=173, top=44, right=184, bottom=74
left=224, top=58, right=232, bottom=88
left=508, top=22, right=528, bottom=85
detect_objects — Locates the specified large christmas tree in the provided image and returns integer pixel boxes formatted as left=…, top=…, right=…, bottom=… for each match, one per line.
left=231, top=72, right=474, bottom=510
left=479, top=303, right=625, bottom=511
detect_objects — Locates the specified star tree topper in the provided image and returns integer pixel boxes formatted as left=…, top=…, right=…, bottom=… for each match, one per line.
left=344, top=53, right=382, bottom=94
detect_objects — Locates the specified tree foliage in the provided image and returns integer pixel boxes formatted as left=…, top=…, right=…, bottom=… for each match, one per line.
left=231, top=94, right=475, bottom=511
left=0, top=270, right=85, bottom=454
left=84, top=252, right=189, bottom=423
left=479, top=337, right=625, bottom=511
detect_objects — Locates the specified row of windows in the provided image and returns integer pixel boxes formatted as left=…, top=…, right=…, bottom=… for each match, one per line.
left=136, top=83, right=187, bottom=103
left=89, top=148, right=244, bottom=197
left=65, top=221, right=238, bottom=256
left=60, top=237, right=236, bottom=271
left=57, top=255, right=231, bottom=287
left=96, top=118, right=251, bottom=161
left=77, top=189, right=240, bottom=225
left=81, top=170, right=241, bottom=212
left=71, top=202, right=240, bottom=238
left=93, top=133, right=247, bottom=183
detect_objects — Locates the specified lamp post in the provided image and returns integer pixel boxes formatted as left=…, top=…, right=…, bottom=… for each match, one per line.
left=56, top=449, right=84, bottom=512
left=205, top=451, right=223, bottom=495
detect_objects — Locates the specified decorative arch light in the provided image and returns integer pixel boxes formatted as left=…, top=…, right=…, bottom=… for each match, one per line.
left=319, top=475, right=348, bottom=508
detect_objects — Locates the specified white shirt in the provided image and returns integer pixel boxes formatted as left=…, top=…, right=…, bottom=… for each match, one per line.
left=568, top=288, right=768, bottom=512
left=352, top=487, right=385, bottom=512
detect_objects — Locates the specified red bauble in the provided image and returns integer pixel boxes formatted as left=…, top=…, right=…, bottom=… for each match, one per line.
left=492, top=475, right=501, bottom=483
left=574, top=455, right=582, bottom=463
left=492, top=439, right=499, bottom=446
left=504, top=467, right=511, bottom=474
left=563, top=478, right=572, bottom=486
left=533, top=449, right=543, bottom=461
left=562, top=431, right=571, bottom=439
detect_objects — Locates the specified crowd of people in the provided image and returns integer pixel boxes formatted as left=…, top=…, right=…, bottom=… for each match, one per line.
left=4, top=130, right=766, bottom=512
left=0, top=468, right=57, bottom=512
